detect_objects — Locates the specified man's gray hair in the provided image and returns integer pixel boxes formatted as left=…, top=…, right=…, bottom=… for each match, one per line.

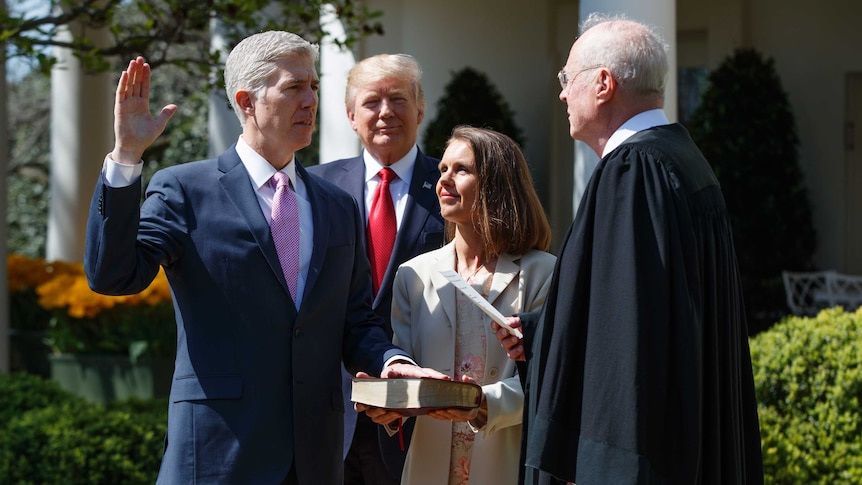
left=224, top=31, right=320, bottom=123
left=578, top=12, right=669, bottom=98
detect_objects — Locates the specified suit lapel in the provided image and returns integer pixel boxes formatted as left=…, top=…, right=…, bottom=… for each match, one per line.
left=333, top=157, right=368, bottom=221
left=378, top=153, right=440, bottom=303
left=327, top=158, right=381, bottom=307
left=488, top=253, right=520, bottom=306
left=430, top=243, right=458, bottom=330
left=297, top=162, right=329, bottom=300
left=217, top=148, right=288, bottom=294
left=429, top=249, right=520, bottom=343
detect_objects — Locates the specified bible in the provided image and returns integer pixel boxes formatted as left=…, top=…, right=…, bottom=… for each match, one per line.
left=350, top=377, right=482, bottom=416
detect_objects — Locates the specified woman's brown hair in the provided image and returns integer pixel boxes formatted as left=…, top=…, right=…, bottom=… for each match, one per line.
left=443, top=125, right=552, bottom=257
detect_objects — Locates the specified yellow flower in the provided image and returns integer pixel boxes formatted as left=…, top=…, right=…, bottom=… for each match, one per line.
left=9, top=254, right=172, bottom=318
left=9, top=254, right=175, bottom=356
left=7, top=254, right=81, bottom=293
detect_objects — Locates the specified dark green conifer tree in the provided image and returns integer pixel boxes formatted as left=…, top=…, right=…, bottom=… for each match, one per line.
left=423, top=67, right=525, bottom=158
left=687, top=48, right=816, bottom=334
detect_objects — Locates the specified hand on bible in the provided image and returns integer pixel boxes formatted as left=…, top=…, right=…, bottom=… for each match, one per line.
left=380, top=362, right=450, bottom=380
left=425, top=375, right=484, bottom=424
left=353, top=368, right=451, bottom=425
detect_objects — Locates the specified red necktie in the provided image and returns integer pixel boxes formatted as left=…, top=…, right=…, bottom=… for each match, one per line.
left=367, top=168, right=397, bottom=295
left=271, top=172, right=300, bottom=305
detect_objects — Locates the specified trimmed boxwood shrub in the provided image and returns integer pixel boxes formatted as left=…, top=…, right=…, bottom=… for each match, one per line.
left=0, top=373, right=168, bottom=484
left=0, top=372, right=84, bottom=427
left=750, top=308, right=862, bottom=483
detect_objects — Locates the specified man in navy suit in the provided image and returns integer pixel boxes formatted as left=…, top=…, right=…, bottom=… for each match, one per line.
left=308, top=53, right=444, bottom=485
left=84, top=31, right=444, bottom=484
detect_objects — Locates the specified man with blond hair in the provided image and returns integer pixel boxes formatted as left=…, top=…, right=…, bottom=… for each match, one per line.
left=310, top=53, right=443, bottom=485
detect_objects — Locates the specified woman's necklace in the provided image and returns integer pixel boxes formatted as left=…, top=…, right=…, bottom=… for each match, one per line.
left=461, top=262, right=486, bottom=281
left=456, top=253, right=495, bottom=282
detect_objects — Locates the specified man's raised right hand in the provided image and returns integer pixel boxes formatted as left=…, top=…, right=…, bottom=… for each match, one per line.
left=111, top=57, right=178, bottom=164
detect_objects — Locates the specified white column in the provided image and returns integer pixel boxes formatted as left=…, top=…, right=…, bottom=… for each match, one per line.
left=208, top=20, right=242, bottom=158
left=318, top=3, right=360, bottom=164
left=573, top=0, right=677, bottom=215
left=207, top=93, right=241, bottom=158
left=47, top=24, right=112, bottom=262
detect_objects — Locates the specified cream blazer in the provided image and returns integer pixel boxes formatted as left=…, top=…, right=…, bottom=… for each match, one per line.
left=390, top=242, right=556, bottom=485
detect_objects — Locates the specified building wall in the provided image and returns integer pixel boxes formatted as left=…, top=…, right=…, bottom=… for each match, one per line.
left=747, top=0, right=862, bottom=271
left=678, top=0, right=747, bottom=69
left=679, top=0, right=862, bottom=271
left=346, top=0, right=862, bottom=268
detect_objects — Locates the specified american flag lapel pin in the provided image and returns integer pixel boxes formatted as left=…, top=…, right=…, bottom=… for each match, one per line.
left=422, top=181, right=433, bottom=190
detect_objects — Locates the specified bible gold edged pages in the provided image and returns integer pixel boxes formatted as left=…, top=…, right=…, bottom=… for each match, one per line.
left=350, top=378, right=481, bottom=416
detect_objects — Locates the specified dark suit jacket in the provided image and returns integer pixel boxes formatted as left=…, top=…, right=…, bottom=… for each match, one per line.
left=84, top=145, right=407, bottom=484
left=308, top=149, right=444, bottom=475
left=308, top=150, right=444, bottom=329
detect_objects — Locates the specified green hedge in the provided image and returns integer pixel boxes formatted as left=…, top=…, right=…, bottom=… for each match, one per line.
left=5, top=310, right=860, bottom=485
left=750, top=308, right=862, bottom=483
left=0, top=372, right=83, bottom=427
left=0, top=373, right=167, bottom=484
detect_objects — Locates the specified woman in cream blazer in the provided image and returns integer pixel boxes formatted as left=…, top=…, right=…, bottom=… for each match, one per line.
left=387, top=126, right=556, bottom=485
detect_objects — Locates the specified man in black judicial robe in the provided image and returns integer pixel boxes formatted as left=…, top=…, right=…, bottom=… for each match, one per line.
left=494, top=13, right=764, bottom=485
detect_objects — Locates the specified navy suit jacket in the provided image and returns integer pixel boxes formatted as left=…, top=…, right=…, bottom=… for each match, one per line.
left=308, top=149, right=444, bottom=330
left=84, top=146, right=407, bottom=484
left=308, top=149, right=444, bottom=474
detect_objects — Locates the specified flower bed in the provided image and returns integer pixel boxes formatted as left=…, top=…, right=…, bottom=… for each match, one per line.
left=8, top=254, right=175, bottom=359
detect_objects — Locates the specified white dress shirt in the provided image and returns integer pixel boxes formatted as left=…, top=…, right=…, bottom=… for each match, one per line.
left=362, top=145, right=418, bottom=229
left=235, top=137, right=313, bottom=308
left=602, top=109, right=671, bottom=158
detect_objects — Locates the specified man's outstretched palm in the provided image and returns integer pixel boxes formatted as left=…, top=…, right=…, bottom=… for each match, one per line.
left=111, top=56, right=177, bottom=164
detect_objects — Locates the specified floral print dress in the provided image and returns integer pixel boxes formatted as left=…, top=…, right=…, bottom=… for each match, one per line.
left=448, top=270, right=492, bottom=485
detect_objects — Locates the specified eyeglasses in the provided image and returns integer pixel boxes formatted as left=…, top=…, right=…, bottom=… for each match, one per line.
left=557, top=65, right=604, bottom=89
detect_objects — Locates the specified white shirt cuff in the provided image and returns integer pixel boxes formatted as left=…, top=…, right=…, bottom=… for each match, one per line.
left=382, top=355, right=418, bottom=368
left=103, top=153, right=144, bottom=188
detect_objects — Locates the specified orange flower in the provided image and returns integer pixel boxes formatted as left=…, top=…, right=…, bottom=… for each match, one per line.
left=7, top=254, right=81, bottom=292
left=10, top=254, right=172, bottom=318
left=9, top=254, right=176, bottom=356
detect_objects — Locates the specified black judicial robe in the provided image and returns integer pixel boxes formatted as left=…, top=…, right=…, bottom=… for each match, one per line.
left=518, top=124, right=764, bottom=484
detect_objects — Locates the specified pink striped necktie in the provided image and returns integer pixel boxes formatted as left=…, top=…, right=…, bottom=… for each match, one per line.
left=271, top=171, right=300, bottom=304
